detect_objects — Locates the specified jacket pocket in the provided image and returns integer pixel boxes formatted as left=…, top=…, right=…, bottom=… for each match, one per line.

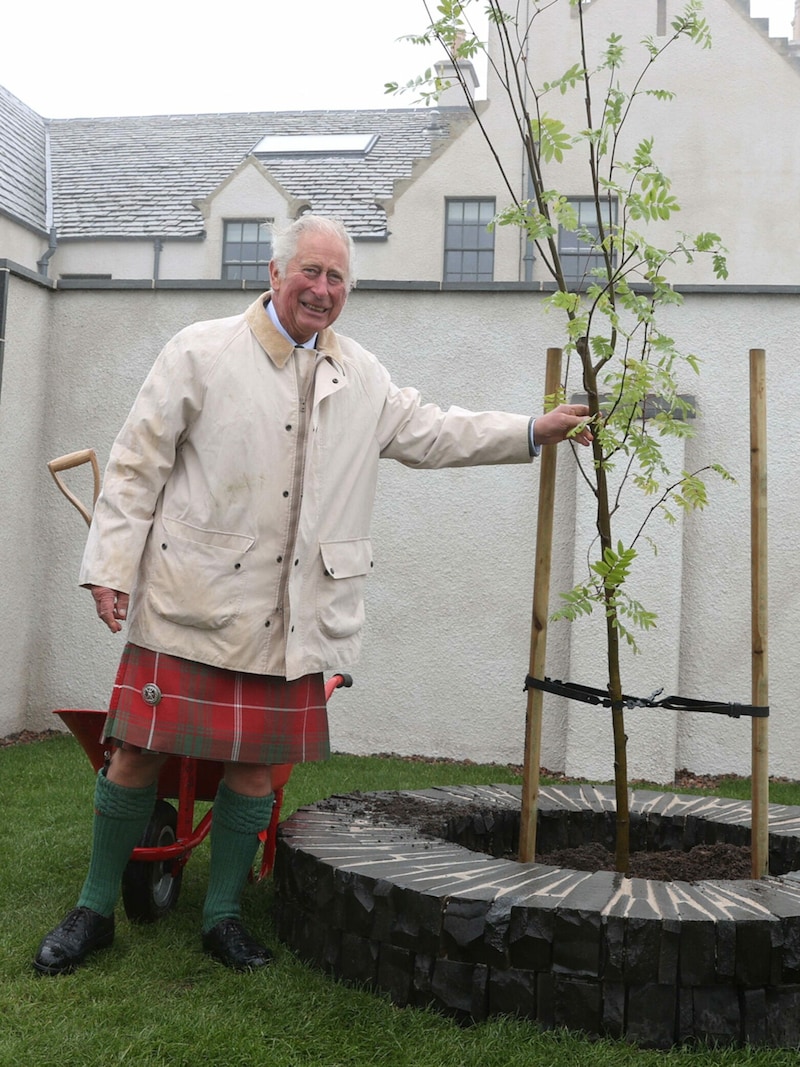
left=147, top=516, right=255, bottom=630
left=316, top=538, right=373, bottom=639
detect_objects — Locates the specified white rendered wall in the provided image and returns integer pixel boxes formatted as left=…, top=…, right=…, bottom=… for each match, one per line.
left=2, top=277, right=797, bottom=783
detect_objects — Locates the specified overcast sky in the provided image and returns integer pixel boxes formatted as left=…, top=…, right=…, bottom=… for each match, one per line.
left=1, top=0, right=794, bottom=119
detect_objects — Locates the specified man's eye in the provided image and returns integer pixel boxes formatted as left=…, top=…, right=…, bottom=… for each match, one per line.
left=303, top=267, right=319, bottom=278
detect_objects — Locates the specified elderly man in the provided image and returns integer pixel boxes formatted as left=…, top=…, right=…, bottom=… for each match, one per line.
left=34, top=215, right=591, bottom=976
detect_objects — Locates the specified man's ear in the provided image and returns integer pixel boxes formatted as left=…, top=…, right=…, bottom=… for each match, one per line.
left=268, top=259, right=281, bottom=290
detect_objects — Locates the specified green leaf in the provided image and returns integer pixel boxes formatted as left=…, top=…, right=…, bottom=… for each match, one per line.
left=531, top=116, right=573, bottom=163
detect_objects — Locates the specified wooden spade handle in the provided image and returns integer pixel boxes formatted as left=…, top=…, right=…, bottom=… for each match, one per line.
left=48, top=449, right=100, bottom=527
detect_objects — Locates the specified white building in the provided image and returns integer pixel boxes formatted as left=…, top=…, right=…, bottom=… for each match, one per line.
left=1, top=0, right=798, bottom=782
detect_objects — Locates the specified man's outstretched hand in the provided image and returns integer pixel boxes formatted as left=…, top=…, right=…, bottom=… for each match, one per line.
left=534, top=403, right=593, bottom=447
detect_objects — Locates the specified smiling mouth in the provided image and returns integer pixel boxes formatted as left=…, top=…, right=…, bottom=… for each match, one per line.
left=302, top=300, right=329, bottom=315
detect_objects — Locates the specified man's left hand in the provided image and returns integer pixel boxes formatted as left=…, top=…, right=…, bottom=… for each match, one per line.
left=534, top=403, right=593, bottom=447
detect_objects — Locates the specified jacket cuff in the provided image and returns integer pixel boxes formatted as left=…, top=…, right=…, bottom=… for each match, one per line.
left=528, top=417, right=541, bottom=458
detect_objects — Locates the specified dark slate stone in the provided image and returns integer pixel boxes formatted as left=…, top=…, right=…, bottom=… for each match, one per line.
left=692, top=986, right=742, bottom=1046
left=765, top=985, right=800, bottom=1047
left=626, top=981, right=678, bottom=1050
left=621, top=916, right=664, bottom=984
left=715, top=919, right=737, bottom=980
left=601, top=981, right=625, bottom=1039
left=780, top=916, right=800, bottom=979
left=677, top=986, right=694, bottom=1045
left=321, top=924, right=343, bottom=976
left=508, top=902, right=554, bottom=971
left=742, top=987, right=768, bottom=1047
left=412, top=953, right=435, bottom=1008
left=735, top=919, right=781, bottom=985
left=551, top=907, right=603, bottom=978
left=388, top=886, right=443, bottom=955
left=658, top=919, right=680, bottom=985
left=678, top=919, right=717, bottom=985
left=376, top=943, right=414, bottom=1006
left=536, top=972, right=555, bottom=1028
left=338, top=931, right=379, bottom=987
left=483, top=897, right=513, bottom=968
left=430, top=959, right=488, bottom=1021
left=442, top=897, right=491, bottom=963
left=552, top=975, right=602, bottom=1035
left=340, top=870, right=378, bottom=938
left=487, top=966, right=536, bottom=1020
left=601, top=914, right=626, bottom=981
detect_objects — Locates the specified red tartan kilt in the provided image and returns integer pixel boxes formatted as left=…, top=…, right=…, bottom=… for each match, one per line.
left=104, top=643, right=329, bottom=765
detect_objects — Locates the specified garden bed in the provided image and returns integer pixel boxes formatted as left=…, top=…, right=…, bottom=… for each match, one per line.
left=274, top=783, right=800, bottom=1049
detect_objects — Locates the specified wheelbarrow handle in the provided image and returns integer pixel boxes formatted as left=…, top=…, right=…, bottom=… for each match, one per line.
left=48, top=448, right=101, bottom=527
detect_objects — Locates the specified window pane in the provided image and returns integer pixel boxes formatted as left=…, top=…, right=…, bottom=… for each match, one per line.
left=444, top=250, right=463, bottom=280
left=461, top=251, right=478, bottom=276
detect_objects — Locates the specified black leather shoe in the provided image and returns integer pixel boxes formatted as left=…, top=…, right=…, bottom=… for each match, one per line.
left=33, top=907, right=115, bottom=976
left=202, top=919, right=274, bottom=971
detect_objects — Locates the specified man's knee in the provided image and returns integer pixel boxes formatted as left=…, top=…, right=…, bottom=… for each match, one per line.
left=222, top=762, right=273, bottom=797
left=106, top=747, right=166, bottom=789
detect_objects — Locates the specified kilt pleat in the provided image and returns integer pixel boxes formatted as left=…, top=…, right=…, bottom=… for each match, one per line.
left=103, top=643, right=329, bottom=765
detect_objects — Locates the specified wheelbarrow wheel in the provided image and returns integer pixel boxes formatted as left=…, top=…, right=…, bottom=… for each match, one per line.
left=122, top=800, right=183, bottom=923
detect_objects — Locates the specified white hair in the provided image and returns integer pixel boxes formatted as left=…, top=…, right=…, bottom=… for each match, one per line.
left=271, top=215, right=357, bottom=288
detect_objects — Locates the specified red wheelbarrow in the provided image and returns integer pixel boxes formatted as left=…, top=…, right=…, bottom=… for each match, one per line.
left=48, top=448, right=352, bottom=922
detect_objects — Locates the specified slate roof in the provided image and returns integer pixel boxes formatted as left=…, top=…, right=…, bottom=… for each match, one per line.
left=47, top=109, right=470, bottom=241
left=0, top=85, right=48, bottom=233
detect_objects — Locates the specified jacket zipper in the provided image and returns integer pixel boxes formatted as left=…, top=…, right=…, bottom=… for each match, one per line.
left=275, top=354, right=317, bottom=640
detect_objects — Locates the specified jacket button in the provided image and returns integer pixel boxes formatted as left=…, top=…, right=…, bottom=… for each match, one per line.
left=276, top=555, right=283, bottom=563
left=234, top=563, right=241, bottom=570
left=161, top=543, right=168, bottom=550
left=332, top=378, right=339, bottom=384
left=285, top=424, right=292, bottom=431
left=282, top=490, right=289, bottom=498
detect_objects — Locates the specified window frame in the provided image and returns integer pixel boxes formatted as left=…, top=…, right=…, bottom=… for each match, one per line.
left=221, top=219, right=273, bottom=282
left=443, top=197, right=496, bottom=283
left=557, top=197, right=618, bottom=288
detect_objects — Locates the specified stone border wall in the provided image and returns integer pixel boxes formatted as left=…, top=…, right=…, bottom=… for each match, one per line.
left=274, top=784, right=800, bottom=1048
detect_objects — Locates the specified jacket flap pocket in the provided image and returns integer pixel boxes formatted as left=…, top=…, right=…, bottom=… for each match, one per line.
left=162, top=515, right=255, bottom=553
left=319, top=538, right=373, bottom=579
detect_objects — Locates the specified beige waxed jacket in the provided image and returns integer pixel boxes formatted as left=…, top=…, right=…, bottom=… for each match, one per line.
left=80, top=294, right=533, bottom=679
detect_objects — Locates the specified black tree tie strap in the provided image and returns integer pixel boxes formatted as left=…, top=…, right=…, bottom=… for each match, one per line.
left=524, top=675, right=769, bottom=719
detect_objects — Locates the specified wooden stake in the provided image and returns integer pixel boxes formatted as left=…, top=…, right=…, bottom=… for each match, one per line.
left=750, top=349, right=769, bottom=878
left=519, top=349, right=562, bottom=863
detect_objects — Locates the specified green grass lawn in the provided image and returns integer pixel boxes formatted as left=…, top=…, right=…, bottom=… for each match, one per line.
left=2, top=733, right=799, bottom=1067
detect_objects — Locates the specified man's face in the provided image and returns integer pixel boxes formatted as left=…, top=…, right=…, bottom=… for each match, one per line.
left=269, top=231, right=350, bottom=343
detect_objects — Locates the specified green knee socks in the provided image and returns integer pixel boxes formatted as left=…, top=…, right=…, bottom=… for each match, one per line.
left=202, top=781, right=274, bottom=933
left=77, top=769, right=157, bottom=917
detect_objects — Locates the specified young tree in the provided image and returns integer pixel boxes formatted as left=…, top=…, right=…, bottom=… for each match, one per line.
left=388, top=0, right=731, bottom=872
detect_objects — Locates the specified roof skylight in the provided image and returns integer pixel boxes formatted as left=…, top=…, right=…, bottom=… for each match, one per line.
left=252, top=134, right=379, bottom=156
